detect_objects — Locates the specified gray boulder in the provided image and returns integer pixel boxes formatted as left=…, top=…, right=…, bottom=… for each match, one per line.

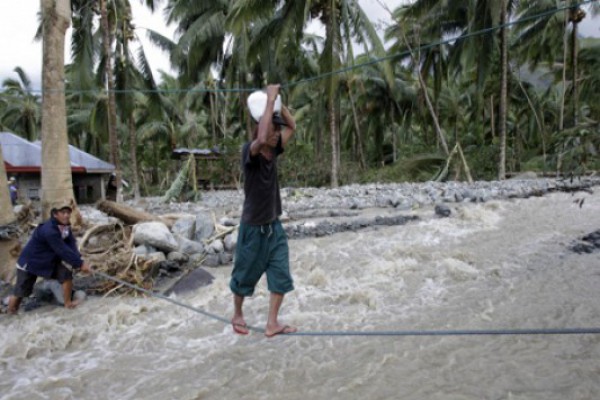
left=167, top=251, right=189, bottom=264
left=435, top=204, right=452, bottom=217
left=203, top=254, right=221, bottom=267
left=164, top=268, right=215, bottom=296
left=219, top=252, right=233, bottom=265
left=195, top=212, right=215, bottom=242
left=175, top=234, right=205, bottom=255
left=143, top=252, right=167, bottom=263
left=208, top=239, right=224, bottom=254
left=188, top=253, right=206, bottom=266
left=171, top=216, right=196, bottom=240
left=134, top=244, right=157, bottom=256
left=133, top=222, right=178, bottom=253
left=224, top=231, right=238, bottom=252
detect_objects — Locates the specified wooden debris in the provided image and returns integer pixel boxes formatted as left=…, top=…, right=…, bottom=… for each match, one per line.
left=79, top=222, right=157, bottom=295
left=97, top=200, right=170, bottom=227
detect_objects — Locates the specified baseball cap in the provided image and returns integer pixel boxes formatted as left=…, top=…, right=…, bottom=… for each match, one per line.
left=51, top=200, right=73, bottom=213
left=247, top=91, right=288, bottom=127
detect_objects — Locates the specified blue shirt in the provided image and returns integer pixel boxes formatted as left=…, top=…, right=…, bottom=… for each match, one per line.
left=17, top=217, right=83, bottom=278
left=9, top=184, right=17, bottom=205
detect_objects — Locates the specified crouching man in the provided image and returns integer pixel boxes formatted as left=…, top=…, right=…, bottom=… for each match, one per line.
left=7, top=201, right=91, bottom=314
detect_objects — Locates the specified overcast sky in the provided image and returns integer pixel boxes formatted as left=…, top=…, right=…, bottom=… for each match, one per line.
left=0, top=0, right=598, bottom=91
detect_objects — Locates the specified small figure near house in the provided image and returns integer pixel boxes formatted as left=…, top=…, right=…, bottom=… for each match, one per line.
left=8, top=176, right=18, bottom=205
left=7, top=201, right=92, bottom=314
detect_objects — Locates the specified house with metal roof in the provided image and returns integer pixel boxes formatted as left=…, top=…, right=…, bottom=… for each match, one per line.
left=1, top=131, right=115, bottom=203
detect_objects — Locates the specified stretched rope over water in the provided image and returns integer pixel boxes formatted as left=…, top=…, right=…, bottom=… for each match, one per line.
left=94, top=271, right=600, bottom=337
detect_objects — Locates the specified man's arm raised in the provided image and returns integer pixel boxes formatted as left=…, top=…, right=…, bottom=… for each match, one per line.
left=249, top=84, right=280, bottom=156
left=280, top=104, right=296, bottom=148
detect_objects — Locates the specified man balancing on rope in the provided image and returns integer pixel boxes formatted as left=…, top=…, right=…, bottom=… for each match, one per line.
left=6, top=201, right=92, bottom=314
left=230, top=84, right=298, bottom=337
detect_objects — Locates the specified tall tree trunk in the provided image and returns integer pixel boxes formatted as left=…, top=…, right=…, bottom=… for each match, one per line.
left=128, top=114, right=141, bottom=201
left=40, top=0, right=77, bottom=219
left=327, top=1, right=339, bottom=188
left=208, top=81, right=218, bottom=142
left=570, top=18, right=580, bottom=127
left=401, top=30, right=449, bottom=156
left=329, top=92, right=339, bottom=187
left=100, top=0, right=122, bottom=202
left=0, top=144, right=15, bottom=225
left=347, top=83, right=366, bottom=169
left=497, top=0, right=508, bottom=180
left=0, top=143, right=19, bottom=284
left=559, top=9, right=569, bottom=131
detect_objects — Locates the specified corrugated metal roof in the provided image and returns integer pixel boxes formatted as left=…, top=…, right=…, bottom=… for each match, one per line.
left=33, top=140, right=115, bottom=173
left=1, top=132, right=114, bottom=173
left=0, top=132, right=42, bottom=166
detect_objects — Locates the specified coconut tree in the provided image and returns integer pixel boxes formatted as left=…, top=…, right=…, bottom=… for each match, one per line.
left=391, top=0, right=519, bottom=179
left=1, top=67, right=41, bottom=141
left=40, top=0, right=77, bottom=219
left=67, top=0, right=162, bottom=200
left=97, top=0, right=124, bottom=202
left=0, top=145, right=15, bottom=224
left=0, top=143, right=19, bottom=284
left=230, top=0, right=391, bottom=186
left=163, top=0, right=229, bottom=84
left=514, top=0, right=600, bottom=129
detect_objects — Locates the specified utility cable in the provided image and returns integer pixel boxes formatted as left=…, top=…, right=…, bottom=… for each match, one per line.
left=6, top=0, right=595, bottom=95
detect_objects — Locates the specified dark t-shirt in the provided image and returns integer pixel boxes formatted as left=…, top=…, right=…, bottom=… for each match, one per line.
left=240, top=140, right=284, bottom=225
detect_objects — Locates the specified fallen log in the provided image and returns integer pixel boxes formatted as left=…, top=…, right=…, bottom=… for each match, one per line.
left=97, top=200, right=171, bottom=227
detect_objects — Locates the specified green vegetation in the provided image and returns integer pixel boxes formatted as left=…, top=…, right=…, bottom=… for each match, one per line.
left=1, top=0, right=599, bottom=197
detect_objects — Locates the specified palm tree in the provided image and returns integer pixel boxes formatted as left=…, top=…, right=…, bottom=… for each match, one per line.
left=392, top=0, right=518, bottom=179
left=498, top=0, right=509, bottom=179
left=514, top=1, right=600, bottom=129
left=0, top=145, right=15, bottom=225
left=163, top=0, right=229, bottom=84
left=98, top=0, right=123, bottom=202
left=1, top=67, right=41, bottom=141
left=0, top=142, right=18, bottom=285
left=232, top=0, right=389, bottom=186
left=67, top=0, right=162, bottom=200
left=40, top=0, right=77, bottom=219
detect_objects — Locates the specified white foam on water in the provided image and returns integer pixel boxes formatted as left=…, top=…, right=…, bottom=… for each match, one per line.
left=1, top=191, right=599, bottom=399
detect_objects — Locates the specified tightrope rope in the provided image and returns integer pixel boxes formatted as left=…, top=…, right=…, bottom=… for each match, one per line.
left=94, top=271, right=600, bottom=337
left=94, top=271, right=262, bottom=333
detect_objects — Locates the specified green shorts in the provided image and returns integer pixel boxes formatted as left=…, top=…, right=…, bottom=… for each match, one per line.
left=230, top=220, right=294, bottom=296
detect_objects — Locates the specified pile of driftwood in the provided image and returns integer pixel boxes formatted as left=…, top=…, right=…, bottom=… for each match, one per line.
left=78, top=200, right=172, bottom=296
left=79, top=222, right=155, bottom=296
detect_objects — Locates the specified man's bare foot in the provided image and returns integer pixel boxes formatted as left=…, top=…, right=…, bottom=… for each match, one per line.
left=231, top=317, right=249, bottom=335
left=265, top=324, right=297, bottom=338
left=64, top=300, right=80, bottom=309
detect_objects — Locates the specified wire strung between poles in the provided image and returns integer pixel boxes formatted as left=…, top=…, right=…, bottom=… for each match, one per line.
left=7, top=0, right=595, bottom=96
left=93, top=271, right=600, bottom=338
